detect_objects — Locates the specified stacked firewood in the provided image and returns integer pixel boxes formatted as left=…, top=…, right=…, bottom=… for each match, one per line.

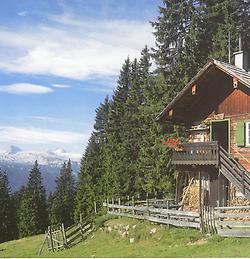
left=226, top=196, right=250, bottom=221
left=228, top=196, right=250, bottom=207
left=182, top=180, right=200, bottom=212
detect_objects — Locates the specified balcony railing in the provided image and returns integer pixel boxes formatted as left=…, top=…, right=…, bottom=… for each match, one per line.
left=172, top=141, right=219, bottom=166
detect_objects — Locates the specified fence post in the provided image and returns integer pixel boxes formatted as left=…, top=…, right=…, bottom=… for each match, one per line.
left=61, top=223, right=68, bottom=248
left=118, top=197, right=121, bottom=218
left=146, top=195, right=150, bottom=218
left=94, top=201, right=97, bottom=215
left=112, top=198, right=115, bottom=213
left=167, top=200, right=170, bottom=229
left=199, top=171, right=204, bottom=233
left=132, top=196, right=135, bottom=215
left=48, top=226, right=54, bottom=252
left=107, top=198, right=109, bottom=213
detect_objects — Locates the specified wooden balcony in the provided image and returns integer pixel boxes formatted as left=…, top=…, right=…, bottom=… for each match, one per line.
left=172, top=141, right=219, bottom=166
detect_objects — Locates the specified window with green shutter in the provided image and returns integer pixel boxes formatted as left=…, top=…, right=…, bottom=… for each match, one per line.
left=236, top=121, right=245, bottom=147
left=246, top=122, right=250, bottom=146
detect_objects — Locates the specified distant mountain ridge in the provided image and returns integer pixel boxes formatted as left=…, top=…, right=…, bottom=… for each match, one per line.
left=0, top=146, right=81, bottom=193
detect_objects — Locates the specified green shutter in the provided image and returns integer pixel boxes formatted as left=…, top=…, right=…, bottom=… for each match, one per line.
left=236, top=121, right=245, bottom=147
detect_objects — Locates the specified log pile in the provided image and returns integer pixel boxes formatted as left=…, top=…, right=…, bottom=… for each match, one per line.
left=228, top=196, right=250, bottom=207
left=225, top=196, right=250, bottom=221
left=182, top=180, right=200, bottom=212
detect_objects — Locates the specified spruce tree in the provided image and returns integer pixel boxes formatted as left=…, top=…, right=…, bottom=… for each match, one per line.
left=49, top=160, right=75, bottom=227
left=0, top=169, right=16, bottom=243
left=18, top=161, right=48, bottom=237
left=74, top=97, right=112, bottom=220
left=103, top=57, right=131, bottom=197
left=74, top=158, right=95, bottom=221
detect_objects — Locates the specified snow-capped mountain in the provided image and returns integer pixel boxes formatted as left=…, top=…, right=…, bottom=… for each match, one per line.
left=0, top=146, right=81, bottom=193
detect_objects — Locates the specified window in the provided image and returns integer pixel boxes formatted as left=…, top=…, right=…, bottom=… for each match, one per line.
left=246, top=122, right=250, bottom=146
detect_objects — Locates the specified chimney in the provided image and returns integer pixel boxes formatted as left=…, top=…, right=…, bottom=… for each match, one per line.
left=233, top=33, right=248, bottom=70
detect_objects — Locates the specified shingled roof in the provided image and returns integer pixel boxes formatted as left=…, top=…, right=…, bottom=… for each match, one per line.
left=157, top=59, right=250, bottom=122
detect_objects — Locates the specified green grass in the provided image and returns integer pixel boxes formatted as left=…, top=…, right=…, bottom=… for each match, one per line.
left=1, top=217, right=250, bottom=258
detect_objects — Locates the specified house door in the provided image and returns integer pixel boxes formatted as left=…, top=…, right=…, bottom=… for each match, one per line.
left=211, top=120, right=229, bottom=206
left=211, top=120, right=229, bottom=151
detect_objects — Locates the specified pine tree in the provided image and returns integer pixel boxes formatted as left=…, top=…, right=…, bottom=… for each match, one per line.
left=74, top=159, right=95, bottom=221
left=74, top=97, right=112, bottom=220
left=18, top=161, right=48, bottom=237
left=0, top=169, right=16, bottom=243
left=49, top=160, right=75, bottom=227
left=103, top=57, right=131, bottom=197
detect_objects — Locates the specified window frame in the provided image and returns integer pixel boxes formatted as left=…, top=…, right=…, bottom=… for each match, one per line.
left=245, top=121, right=250, bottom=146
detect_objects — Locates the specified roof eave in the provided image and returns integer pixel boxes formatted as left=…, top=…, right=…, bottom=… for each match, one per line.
left=156, top=59, right=215, bottom=122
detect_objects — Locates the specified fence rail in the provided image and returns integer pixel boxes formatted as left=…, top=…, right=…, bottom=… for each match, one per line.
left=105, top=198, right=250, bottom=238
left=214, top=206, right=250, bottom=237
left=104, top=199, right=200, bottom=229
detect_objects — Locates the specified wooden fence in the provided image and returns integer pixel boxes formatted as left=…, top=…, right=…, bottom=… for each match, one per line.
left=104, top=198, right=200, bottom=229
left=104, top=199, right=250, bottom=238
left=38, top=216, right=93, bottom=255
left=214, top=205, right=250, bottom=237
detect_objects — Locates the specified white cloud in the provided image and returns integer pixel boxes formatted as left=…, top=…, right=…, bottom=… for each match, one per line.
left=0, top=126, right=89, bottom=145
left=51, top=83, right=71, bottom=88
left=0, top=14, right=154, bottom=82
left=17, top=11, right=28, bottom=17
left=0, top=83, right=53, bottom=94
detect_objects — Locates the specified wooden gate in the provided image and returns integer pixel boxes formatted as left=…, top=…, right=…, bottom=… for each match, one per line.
left=38, top=216, right=93, bottom=255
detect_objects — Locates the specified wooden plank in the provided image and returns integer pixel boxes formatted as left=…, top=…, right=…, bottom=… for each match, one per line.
left=51, top=238, right=64, bottom=244
left=148, top=216, right=200, bottom=229
left=156, top=213, right=200, bottom=222
left=216, top=221, right=250, bottom=228
left=149, top=208, right=199, bottom=217
left=48, top=226, right=54, bottom=252
left=108, top=211, right=148, bottom=220
left=61, top=223, right=68, bottom=248
left=220, top=154, right=250, bottom=188
left=179, top=178, right=194, bottom=209
left=214, top=205, right=250, bottom=210
left=217, top=228, right=250, bottom=237
left=67, top=233, right=82, bottom=244
left=65, top=221, right=79, bottom=232
left=107, top=204, right=148, bottom=212
left=108, top=205, right=199, bottom=218
left=38, top=233, right=48, bottom=255
left=81, top=224, right=92, bottom=235
left=216, top=212, right=250, bottom=219
left=81, top=221, right=91, bottom=229
left=66, top=226, right=81, bottom=239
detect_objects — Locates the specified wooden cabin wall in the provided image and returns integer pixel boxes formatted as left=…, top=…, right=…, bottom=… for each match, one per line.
left=206, top=86, right=250, bottom=171
left=214, top=87, right=250, bottom=115
left=229, top=114, right=250, bottom=171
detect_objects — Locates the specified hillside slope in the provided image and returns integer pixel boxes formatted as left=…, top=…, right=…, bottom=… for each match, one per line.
left=1, top=218, right=250, bottom=258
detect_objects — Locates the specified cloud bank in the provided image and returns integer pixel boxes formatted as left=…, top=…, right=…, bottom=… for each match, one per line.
left=0, top=14, right=154, bottom=81
left=0, top=126, right=89, bottom=145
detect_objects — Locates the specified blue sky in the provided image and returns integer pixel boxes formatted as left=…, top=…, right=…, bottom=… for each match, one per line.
left=0, top=0, right=161, bottom=155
